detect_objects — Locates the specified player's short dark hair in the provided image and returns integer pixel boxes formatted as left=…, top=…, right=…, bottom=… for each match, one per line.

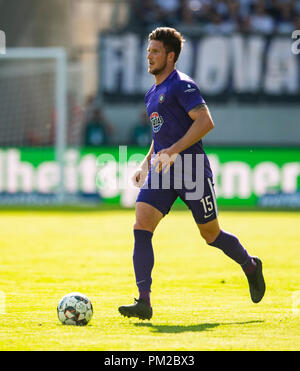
left=148, top=27, right=184, bottom=63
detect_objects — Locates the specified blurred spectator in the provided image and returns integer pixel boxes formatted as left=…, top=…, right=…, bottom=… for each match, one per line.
left=128, top=0, right=183, bottom=29
left=128, top=0, right=161, bottom=30
left=238, top=0, right=255, bottom=19
left=131, top=111, right=152, bottom=147
left=154, top=0, right=182, bottom=26
left=214, top=0, right=230, bottom=18
left=203, top=11, right=237, bottom=33
left=293, top=13, right=300, bottom=29
left=249, top=1, right=275, bottom=34
left=276, top=2, right=295, bottom=33
left=239, top=13, right=252, bottom=32
left=227, top=0, right=244, bottom=30
left=295, top=0, right=300, bottom=13
left=266, top=0, right=281, bottom=20
left=83, top=108, right=113, bottom=147
left=181, top=0, right=214, bottom=25
left=127, top=0, right=300, bottom=35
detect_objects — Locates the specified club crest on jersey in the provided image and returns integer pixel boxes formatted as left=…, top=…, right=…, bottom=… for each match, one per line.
left=150, top=112, right=164, bottom=133
left=158, top=94, right=165, bottom=103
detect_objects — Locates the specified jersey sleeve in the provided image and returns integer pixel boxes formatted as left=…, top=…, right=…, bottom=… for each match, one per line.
left=174, top=80, right=206, bottom=113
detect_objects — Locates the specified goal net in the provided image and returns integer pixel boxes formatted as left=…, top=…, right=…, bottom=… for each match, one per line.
left=0, top=48, right=69, bottom=204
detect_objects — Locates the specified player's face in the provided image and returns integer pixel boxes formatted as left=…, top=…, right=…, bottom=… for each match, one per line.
left=147, top=40, right=169, bottom=76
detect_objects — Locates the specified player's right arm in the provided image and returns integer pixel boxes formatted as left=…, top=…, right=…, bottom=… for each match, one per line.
left=170, top=103, right=214, bottom=154
left=132, top=140, right=154, bottom=188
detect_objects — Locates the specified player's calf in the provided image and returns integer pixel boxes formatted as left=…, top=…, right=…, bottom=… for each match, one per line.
left=207, top=230, right=265, bottom=303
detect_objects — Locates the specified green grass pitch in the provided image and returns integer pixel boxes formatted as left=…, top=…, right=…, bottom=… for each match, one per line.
left=0, top=208, right=299, bottom=351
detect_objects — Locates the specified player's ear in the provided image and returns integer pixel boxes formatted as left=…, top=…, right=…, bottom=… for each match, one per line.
left=167, top=51, right=176, bottom=64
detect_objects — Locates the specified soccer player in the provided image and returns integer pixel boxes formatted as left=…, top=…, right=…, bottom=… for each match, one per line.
left=118, top=27, right=265, bottom=320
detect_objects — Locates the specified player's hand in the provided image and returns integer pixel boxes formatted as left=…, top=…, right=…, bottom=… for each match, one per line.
left=131, top=167, right=148, bottom=188
left=153, top=148, right=179, bottom=174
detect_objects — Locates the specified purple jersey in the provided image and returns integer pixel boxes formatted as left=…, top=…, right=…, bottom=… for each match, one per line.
left=144, top=69, right=212, bottom=178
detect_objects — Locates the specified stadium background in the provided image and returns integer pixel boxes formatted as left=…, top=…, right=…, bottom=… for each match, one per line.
left=0, top=0, right=299, bottom=209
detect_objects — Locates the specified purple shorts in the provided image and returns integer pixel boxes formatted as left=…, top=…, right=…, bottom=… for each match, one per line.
left=136, top=167, right=218, bottom=224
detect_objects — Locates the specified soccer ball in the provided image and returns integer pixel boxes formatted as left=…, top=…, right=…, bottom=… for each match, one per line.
left=57, top=292, right=93, bottom=326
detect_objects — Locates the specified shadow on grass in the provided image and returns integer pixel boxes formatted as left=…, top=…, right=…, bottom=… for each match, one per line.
left=134, top=320, right=264, bottom=333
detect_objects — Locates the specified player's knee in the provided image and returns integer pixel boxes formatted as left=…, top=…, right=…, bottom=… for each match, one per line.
left=133, top=220, right=152, bottom=232
left=133, top=221, right=143, bottom=230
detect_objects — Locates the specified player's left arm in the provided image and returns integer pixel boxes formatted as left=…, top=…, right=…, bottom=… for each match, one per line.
left=153, top=103, right=214, bottom=173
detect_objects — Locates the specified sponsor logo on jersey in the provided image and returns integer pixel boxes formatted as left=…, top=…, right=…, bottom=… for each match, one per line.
left=150, top=112, right=164, bottom=133
left=184, top=83, right=196, bottom=93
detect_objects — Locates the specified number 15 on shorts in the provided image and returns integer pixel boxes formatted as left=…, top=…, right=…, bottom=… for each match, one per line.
left=200, top=195, right=215, bottom=219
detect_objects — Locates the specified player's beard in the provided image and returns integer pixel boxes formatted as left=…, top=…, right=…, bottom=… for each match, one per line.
left=149, top=59, right=168, bottom=76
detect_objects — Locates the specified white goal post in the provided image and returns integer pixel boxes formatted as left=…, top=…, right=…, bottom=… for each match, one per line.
left=0, top=47, right=67, bottom=203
